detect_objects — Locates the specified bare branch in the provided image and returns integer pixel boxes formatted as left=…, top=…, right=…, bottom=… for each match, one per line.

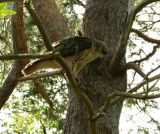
left=19, top=70, right=62, bottom=81
left=93, top=90, right=160, bottom=120
left=119, top=62, right=147, bottom=79
left=34, top=80, right=54, bottom=111
left=0, top=52, right=57, bottom=60
left=109, top=0, right=160, bottom=72
left=132, top=43, right=159, bottom=63
left=0, top=44, right=63, bottom=60
left=40, top=120, right=47, bottom=134
left=131, top=28, right=160, bottom=63
left=25, top=2, right=53, bottom=51
left=146, top=65, right=160, bottom=76
left=138, top=79, right=159, bottom=94
left=109, top=73, right=160, bottom=108
left=132, top=28, right=160, bottom=44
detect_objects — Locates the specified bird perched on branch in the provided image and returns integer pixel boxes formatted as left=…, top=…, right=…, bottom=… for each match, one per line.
left=22, top=36, right=108, bottom=77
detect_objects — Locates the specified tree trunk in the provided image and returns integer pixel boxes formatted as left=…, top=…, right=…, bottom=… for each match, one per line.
left=64, top=1, right=128, bottom=134
left=0, top=1, right=28, bottom=109
left=32, top=0, right=129, bottom=133
left=32, top=0, right=71, bottom=42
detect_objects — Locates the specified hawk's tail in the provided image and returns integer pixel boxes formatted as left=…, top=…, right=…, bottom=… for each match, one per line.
left=22, top=60, right=44, bottom=76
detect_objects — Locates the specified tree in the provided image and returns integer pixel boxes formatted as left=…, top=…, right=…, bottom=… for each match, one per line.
left=0, top=0, right=160, bottom=134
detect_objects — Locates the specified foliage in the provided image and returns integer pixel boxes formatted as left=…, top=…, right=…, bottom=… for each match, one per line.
left=56, top=0, right=85, bottom=35
left=0, top=2, right=16, bottom=18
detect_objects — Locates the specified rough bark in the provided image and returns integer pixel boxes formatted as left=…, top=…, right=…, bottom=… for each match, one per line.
left=64, top=0, right=128, bottom=134
left=0, top=1, right=28, bottom=109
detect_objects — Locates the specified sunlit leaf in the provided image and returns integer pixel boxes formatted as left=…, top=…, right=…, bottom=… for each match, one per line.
left=0, top=2, right=7, bottom=10
left=0, top=9, right=16, bottom=18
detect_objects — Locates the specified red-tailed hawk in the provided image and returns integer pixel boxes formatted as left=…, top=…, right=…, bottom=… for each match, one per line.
left=22, top=36, right=107, bottom=77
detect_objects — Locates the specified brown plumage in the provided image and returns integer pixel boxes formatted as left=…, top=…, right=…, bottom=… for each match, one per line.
left=22, top=36, right=107, bottom=76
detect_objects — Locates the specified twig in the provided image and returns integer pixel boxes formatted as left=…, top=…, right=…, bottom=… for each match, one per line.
left=119, top=62, right=147, bottom=79
left=131, top=28, right=160, bottom=44
left=131, top=43, right=160, bottom=63
left=33, top=80, right=54, bottom=111
left=138, top=79, right=159, bottom=94
left=146, top=65, right=160, bottom=76
left=93, top=90, right=160, bottom=120
left=40, top=120, right=47, bottom=134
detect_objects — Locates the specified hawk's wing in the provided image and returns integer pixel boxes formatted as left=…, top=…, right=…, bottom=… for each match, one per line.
left=43, top=36, right=94, bottom=57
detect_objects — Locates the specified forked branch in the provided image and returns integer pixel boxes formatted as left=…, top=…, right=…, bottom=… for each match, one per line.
left=93, top=89, right=160, bottom=120
left=119, top=62, right=147, bottom=79
left=109, top=73, right=160, bottom=108
left=109, top=0, right=160, bottom=72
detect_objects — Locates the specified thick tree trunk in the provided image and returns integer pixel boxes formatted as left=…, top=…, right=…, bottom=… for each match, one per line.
left=32, top=0, right=71, bottom=43
left=32, top=0, right=129, bottom=133
left=64, top=1, right=128, bottom=134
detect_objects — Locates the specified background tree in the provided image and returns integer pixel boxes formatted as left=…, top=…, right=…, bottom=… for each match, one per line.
left=0, top=0, right=160, bottom=134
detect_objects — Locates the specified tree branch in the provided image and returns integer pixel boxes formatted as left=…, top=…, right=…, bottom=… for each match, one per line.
left=19, top=70, right=62, bottom=81
left=109, top=0, right=160, bottom=72
left=119, top=62, right=147, bottom=79
left=146, top=65, right=160, bottom=76
left=131, top=28, right=160, bottom=63
left=40, top=120, right=47, bottom=134
left=0, top=52, right=58, bottom=60
left=93, top=90, right=160, bottom=120
left=93, top=73, right=160, bottom=119
left=33, top=80, right=54, bottom=111
left=25, top=2, right=53, bottom=51
left=109, top=73, right=160, bottom=107
left=131, top=28, right=160, bottom=44
left=0, top=1, right=28, bottom=109
left=138, top=79, right=159, bottom=94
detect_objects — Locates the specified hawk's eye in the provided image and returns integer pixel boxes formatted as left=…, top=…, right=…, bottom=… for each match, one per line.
left=102, top=49, right=107, bottom=55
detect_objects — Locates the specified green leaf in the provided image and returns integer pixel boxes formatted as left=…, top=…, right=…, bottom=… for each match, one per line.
left=0, top=2, right=7, bottom=10
left=0, top=9, right=16, bottom=18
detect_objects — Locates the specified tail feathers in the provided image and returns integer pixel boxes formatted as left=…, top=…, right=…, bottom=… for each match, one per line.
left=22, top=60, right=43, bottom=76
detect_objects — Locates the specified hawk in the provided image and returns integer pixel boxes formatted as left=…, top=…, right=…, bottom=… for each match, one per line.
left=22, top=36, right=107, bottom=77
